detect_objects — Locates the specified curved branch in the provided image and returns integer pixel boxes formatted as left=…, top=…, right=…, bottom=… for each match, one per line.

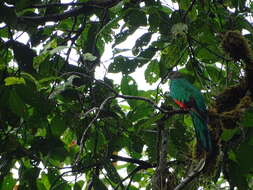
left=75, top=95, right=116, bottom=164
left=117, top=94, right=189, bottom=115
left=29, top=0, right=122, bottom=9
left=117, top=94, right=167, bottom=113
left=19, top=0, right=122, bottom=24
left=19, top=6, right=85, bottom=24
left=173, top=159, right=205, bottom=190
left=61, top=72, right=189, bottom=115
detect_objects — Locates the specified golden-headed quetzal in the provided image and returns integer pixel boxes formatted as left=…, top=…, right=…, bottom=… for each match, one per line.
left=167, top=71, right=212, bottom=152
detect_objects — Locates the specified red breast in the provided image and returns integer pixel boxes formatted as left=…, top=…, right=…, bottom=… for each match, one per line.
left=173, top=99, right=188, bottom=109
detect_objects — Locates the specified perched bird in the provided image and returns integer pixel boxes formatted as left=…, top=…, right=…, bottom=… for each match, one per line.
left=167, top=71, right=212, bottom=152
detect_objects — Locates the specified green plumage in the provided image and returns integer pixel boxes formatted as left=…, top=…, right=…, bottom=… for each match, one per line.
left=168, top=73, right=212, bottom=152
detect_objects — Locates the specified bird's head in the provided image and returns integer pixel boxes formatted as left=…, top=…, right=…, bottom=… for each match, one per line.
left=167, top=71, right=182, bottom=79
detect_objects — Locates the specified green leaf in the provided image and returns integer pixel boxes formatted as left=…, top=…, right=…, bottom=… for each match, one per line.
left=249, top=136, right=253, bottom=146
left=220, top=128, right=239, bottom=141
left=0, top=174, right=16, bottom=190
left=161, top=42, right=188, bottom=70
left=38, top=77, right=61, bottom=85
left=49, top=46, right=68, bottom=55
left=144, top=60, right=160, bottom=84
left=15, top=0, right=32, bottom=10
left=241, top=108, right=253, bottom=127
left=4, top=77, right=25, bottom=86
left=133, top=32, right=152, bottom=55
left=227, top=162, right=249, bottom=190
left=197, top=47, right=220, bottom=63
left=129, top=136, right=144, bottom=157
left=121, top=75, right=138, bottom=108
left=137, top=114, right=163, bottom=131
left=61, top=128, right=77, bottom=146
left=125, top=9, right=147, bottom=27
left=128, top=102, right=153, bottom=121
left=236, top=142, right=253, bottom=174
left=103, top=160, right=122, bottom=186
left=93, top=176, right=108, bottom=190
left=37, top=173, right=50, bottom=190
left=206, top=65, right=224, bottom=82
left=50, top=146, right=68, bottom=164
left=108, top=55, right=138, bottom=74
left=36, top=183, right=47, bottom=190
left=73, top=181, right=84, bottom=190
left=113, top=28, right=135, bottom=48
left=51, top=115, right=66, bottom=137
left=137, top=46, right=156, bottom=66
left=86, top=130, right=107, bottom=152
left=9, top=89, right=26, bottom=117
left=121, top=75, right=138, bottom=96
left=228, top=150, right=237, bottom=162
left=143, top=131, right=157, bottom=162
left=148, top=9, right=160, bottom=32
left=83, top=52, right=97, bottom=61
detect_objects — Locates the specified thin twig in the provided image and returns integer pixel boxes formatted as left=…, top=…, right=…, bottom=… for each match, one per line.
left=115, top=166, right=142, bottom=190
left=75, top=95, right=116, bottom=164
left=126, top=167, right=139, bottom=190
left=65, top=17, right=86, bottom=62
left=50, top=170, right=72, bottom=190
left=173, top=159, right=205, bottom=190
left=183, top=0, right=197, bottom=21
left=65, top=16, right=78, bottom=62
left=81, top=107, right=99, bottom=118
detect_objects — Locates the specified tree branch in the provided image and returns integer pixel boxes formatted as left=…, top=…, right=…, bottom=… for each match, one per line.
left=75, top=95, right=116, bottom=165
left=173, top=159, right=205, bottom=190
left=117, top=94, right=189, bottom=115
left=61, top=72, right=189, bottom=115
left=190, top=37, right=231, bottom=62
left=183, top=0, right=197, bottom=21
left=117, top=94, right=167, bottom=113
left=111, top=155, right=184, bottom=168
left=19, top=0, right=122, bottom=24
left=110, top=155, right=154, bottom=168
left=19, top=6, right=85, bottom=24
left=115, top=165, right=143, bottom=190
left=28, top=0, right=122, bottom=9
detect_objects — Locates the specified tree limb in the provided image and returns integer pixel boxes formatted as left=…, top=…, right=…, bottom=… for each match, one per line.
left=61, top=72, right=189, bottom=115
left=173, top=159, right=205, bottom=190
left=115, top=165, right=143, bottom=190
left=75, top=95, right=116, bottom=165
left=19, top=0, right=122, bottom=24
left=110, top=155, right=154, bottom=168
left=183, top=0, right=197, bottom=21
left=28, top=0, right=122, bottom=9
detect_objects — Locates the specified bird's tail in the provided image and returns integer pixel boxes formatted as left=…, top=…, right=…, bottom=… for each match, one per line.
left=190, top=111, right=212, bottom=152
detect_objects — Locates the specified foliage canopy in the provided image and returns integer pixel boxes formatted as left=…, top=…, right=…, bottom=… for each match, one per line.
left=1, top=0, right=253, bottom=189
